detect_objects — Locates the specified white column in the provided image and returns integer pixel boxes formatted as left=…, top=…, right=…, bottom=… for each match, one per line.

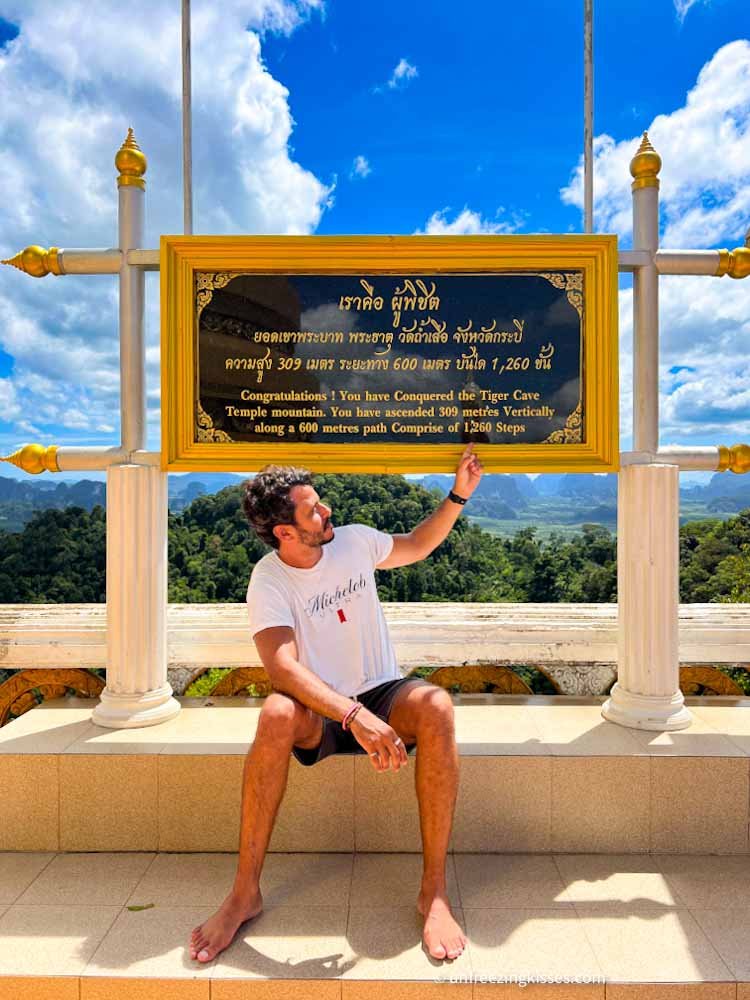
left=92, top=464, right=181, bottom=728
left=601, top=463, right=692, bottom=730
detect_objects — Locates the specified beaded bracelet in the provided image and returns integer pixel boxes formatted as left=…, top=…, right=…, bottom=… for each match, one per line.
left=342, top=701, right=363, bottom=730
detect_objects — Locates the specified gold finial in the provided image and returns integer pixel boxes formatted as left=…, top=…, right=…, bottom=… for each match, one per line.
left=629, top=131, right=662, bottom=190
left=115, top=127, right=147, bottom=190
left=716, top=246, right=750, bottom=279
left=1, top=245, right=61, bottom=278
left=1, top=444, right=60, bottom=474
left=717, top=444, right=750, bottom=474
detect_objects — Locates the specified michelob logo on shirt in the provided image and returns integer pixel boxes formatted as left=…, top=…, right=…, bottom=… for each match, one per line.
left=304, top=573, right=368, bottom=620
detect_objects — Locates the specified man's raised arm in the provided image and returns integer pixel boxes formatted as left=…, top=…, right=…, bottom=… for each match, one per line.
left=376, top=442, right=484, bottom=570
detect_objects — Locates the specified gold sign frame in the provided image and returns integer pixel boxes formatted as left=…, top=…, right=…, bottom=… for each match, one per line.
left=160, top=234, right=618, bottom=473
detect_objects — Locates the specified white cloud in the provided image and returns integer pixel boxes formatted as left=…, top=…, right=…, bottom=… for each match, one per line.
left=416, top=206, right=523, bottom=235
left=562, top=41, right=750, bottom=449
left=350, top=155, right=371, bottom=179
left=674, top=0, right=709, bottom=22
left=560, top=40, right=750, bottom=250
left=0, top=0, right=330, bottom=455
left=389, top=57, right=418, bottom=88
left=373, top=57, right=418, bottom=94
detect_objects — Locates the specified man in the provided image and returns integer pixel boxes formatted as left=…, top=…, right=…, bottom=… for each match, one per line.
left=189, top=443, right=483, bottom=964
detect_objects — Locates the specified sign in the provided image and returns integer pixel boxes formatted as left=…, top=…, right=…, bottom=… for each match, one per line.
left=161, top=235, right=618, bottom=472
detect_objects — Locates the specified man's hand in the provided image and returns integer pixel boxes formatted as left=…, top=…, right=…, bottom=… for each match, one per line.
left=453, top=441, right=483, bottom=499
left=349, top=707, right=408, bottom=772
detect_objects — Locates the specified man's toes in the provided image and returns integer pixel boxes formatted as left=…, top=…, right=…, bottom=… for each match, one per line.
left=196, top=945, right=214, bottom=962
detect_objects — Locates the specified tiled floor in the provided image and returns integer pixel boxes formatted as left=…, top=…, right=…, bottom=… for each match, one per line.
left=0, top=850, right=749, bottom=997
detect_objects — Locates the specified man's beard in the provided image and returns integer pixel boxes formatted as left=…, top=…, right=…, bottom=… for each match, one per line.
left=297, top=520, right=334, bottom=547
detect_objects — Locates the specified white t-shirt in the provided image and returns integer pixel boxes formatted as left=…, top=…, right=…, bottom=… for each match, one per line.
left=246, top=523, right=401, bottom=698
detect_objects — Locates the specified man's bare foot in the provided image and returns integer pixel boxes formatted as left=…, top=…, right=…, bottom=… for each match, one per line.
left=189, top=889, right=263, bottom=963
left=417, top=888, right=466, bottom=960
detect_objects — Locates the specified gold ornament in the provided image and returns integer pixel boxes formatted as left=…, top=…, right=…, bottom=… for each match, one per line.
left=115, top=127, right=147, bottom=189
left=716, top=246, right=750, bottom=279
left=717, top=443, right=750, bottom=474
left=1, top=444, right=60, bottom=474
left=629, top=132, right=662, bottom=191
left=1, top=245, right=61, bottom=278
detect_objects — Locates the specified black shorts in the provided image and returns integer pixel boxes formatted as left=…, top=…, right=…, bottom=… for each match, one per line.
left=291, top=677, right=420, bottom=767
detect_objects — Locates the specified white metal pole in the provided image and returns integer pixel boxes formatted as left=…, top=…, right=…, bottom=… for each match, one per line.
left=117, top=134, right=147, bottom=453
left=583, top=0, right=593, bottom=233
left=91, top=131, right=180, bottom=729
left=182, top=0, right=193, bottom=236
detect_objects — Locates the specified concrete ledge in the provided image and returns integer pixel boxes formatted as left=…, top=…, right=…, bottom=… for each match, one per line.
left=0, top=697, right=749, bottom=855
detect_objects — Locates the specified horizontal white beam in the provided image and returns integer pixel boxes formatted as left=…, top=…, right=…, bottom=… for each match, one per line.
left=58, top=249, right=121, bottom=274
left=655, top=250, right=720, bottom=275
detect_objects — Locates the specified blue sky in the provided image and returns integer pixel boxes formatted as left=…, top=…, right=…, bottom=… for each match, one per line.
left=0, top=0, right=747, bottom=483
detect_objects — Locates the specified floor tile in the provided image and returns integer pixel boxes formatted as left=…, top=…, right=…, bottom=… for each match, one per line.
left=455, top=854, right=571, bottom=908
left=0, top=707, right=94, bottom=753
left=83, top=904, right=220, bottom=977
left=451, top=757, right=552, bottom=853
left=454, top=705, right=547, bottom=755
left=551, top=757, right=650, bottom=853
left=16, top=851, right=156, bottom=905
left=133, top=852, right=355, bottom=910
left=0, top=755, right=59, bottom=850
left=354, top=754, right=422, bottom=852
left=209, top=904, right=351, bottom=979
left=126, top=853, right=240, bottom=907
left=574, top=903, right=734, bottom=982
left=59, top=755, right=158, bottom=851
left=464, top=907, right=604, bottom=981
left=530, top=712, right=644, bottom=757
left=472, top=987, right=604, bottom=1000
left=650, top=758, right=749, bottom=854
left=604, top=985, right=736, bottom=999
left=259, top=852, right=354, bottom=908
left=0, top=903, right=121, bottom=974
left=343, top=905, right=471, bottom=979
left=690, top=906, right=750, bottom=979
left=0, top=851, right=56, bottom=904
left=657, top=855, right=750, bottom=908
left=157, top=755, right=244, bottom=852
left=80, top=977, right=210, bottom=999
left=213, top=981, right=342, bottom=999
left=343, top=982, right=471, bottom=1000
left=0, top=975, right=80, bottom=1000
left=627, top=723, right=746, bottom=757
left=554, top=854, right=684, bottom=907
left=351, top=853, right=459, bottom=908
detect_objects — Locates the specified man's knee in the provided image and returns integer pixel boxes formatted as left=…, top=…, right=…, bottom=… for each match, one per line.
left=415, top=685, right=455, bottom=734
left=257, top=692, right=308, bottom=742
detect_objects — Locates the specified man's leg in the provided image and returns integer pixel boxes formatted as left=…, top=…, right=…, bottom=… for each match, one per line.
left=189, top=692, right=323, bottom=962
left=387, top=680, right=466, bottom=961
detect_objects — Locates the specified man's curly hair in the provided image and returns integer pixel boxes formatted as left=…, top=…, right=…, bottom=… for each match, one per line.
left=241, top=464, right=314, bottom=549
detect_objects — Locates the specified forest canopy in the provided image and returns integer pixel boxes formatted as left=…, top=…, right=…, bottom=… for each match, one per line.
left=0, top=474, right=747, bottom=604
